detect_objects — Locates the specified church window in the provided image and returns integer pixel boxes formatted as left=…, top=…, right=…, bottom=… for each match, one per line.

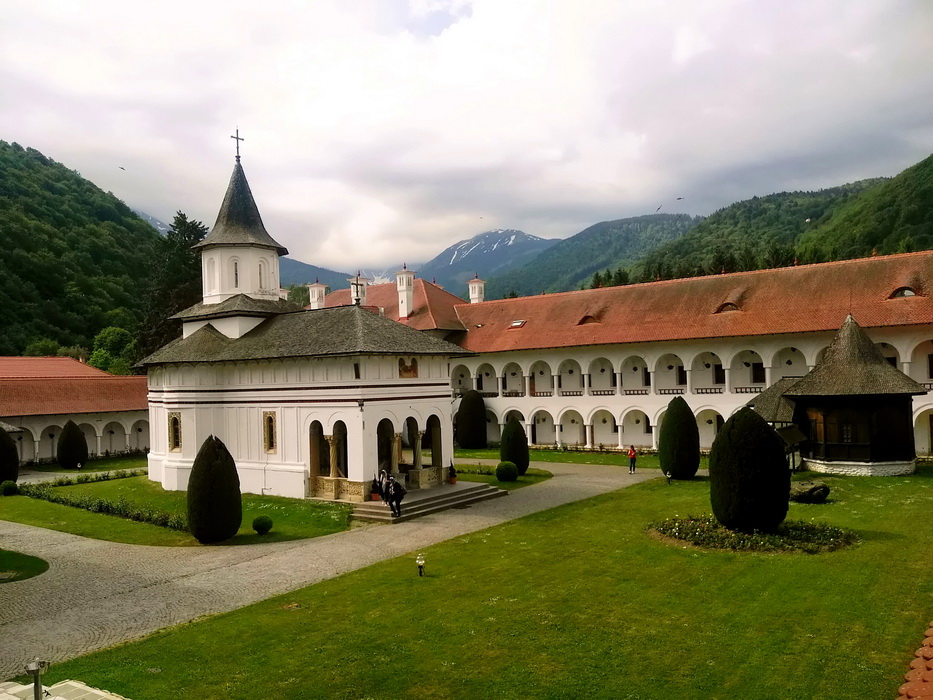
left=233, top=261, right=239, bottom=289
left=206, top=258, right=216, bottom=292
left=509, top=320, right=526, bottom=329
left=168, top=413, right=181, bottom=451
left=263, top=412, right=277, bottom=453
left=891, top=287, right=916, bottom=298
left=259, top=262, right=264, bottom=290
left=353, top=362, right=361, bottom=380
left=751, top=362, right=766, bottom=384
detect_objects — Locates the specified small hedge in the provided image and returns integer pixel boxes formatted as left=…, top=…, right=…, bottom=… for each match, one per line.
left=496, top=461, right=518, bottom=482
left=19, top=482, right=187, bottom=531
left=253, top=515, right=273, bottom=536
left=1, top=480, right=18, bottom=496
left=649, top=515, right=858, bottom=554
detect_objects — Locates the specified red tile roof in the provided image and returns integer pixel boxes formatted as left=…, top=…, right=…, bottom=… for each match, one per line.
left=324, top=278, right=466, bottom=331
left=0, top=376, right=148, bottom=417
left=453, top=251, right=933, bottom=353
left=0, top=357, right=109, bottom=378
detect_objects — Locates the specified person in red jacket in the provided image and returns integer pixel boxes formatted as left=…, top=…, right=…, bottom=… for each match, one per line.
left=628, top=445, right=637, bottom=474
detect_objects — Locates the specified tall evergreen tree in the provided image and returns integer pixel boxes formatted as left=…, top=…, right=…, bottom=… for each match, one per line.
left=57, top=420, right=88, bottom=469
left=138, top=212, right=208, bottom=358
left=0, top=429, right=19, bottom=483
left=499, top=417, right=530, bottom=475
left=455, top=390, right=487, bottom=449
left=187, top=435, right=242, bottom=544
left=658, top=396, right=700, bottom=480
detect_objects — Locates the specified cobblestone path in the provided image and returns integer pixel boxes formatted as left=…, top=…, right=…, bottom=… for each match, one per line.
left=0, top=462, right=651, bottom=679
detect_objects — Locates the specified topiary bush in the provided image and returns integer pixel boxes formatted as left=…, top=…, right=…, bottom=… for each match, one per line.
left=455, top=389, right=487, bottom=449
left=252, top=515, right=273, bottom=536
left=57, top=420, right=88, bottom=470
left=187, top=435, right=242, bottom=544
left=496, top=461, right=518, bottom=482
left=709, top=407, right=790, bottom=534
left=790, top=481, right=830, bottom=504
left=499, top=417, right=530, bottom=475
left=1, top=480, right=18, bottom=496
left=0, top=428, right=19, bottom=483
left=658, top=396, right=699, bottom=480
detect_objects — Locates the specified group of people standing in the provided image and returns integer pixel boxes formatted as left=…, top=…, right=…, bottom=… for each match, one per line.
left=373, top=469, right=407, bottom=517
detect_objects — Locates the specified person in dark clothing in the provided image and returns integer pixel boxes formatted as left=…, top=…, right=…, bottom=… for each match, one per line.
left=387, top=476, right=407, bottom=517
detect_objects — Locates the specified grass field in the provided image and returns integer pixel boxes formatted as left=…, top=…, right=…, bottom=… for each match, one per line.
left=455, top=447, right=702, bottom=470
left=30, top=466, right=933, bottom=699
left=0, top=548, right=49, bottom=583
left=455, top=466, right=552, bottom=490
left=26, top=455, right=149, bottom=473
left=0, top=476, right=352, bottom=546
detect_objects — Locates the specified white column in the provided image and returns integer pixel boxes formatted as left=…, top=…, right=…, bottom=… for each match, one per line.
left=524, top=375, right=531, bottom=396
left=724, top=366, right=731, bottom=393
left=617, top=425, right=625, bottom=449
left=615, top=372, right=622, bottom=395
left=648, top=370, right=656, bottom=394
left=498, top=377, right=504, bottom=398
left=651, top=424, right=659, bottom=450
left=585, top=424, right=593, bottom=449
left=685, top=367, right=693, bottom=394
left=524, top=422, right=533, bottom=446
left=34, top=439, right=40, bottom=460
left=473, top=375, right=481, bottom=391
left=765, top=365, right=772, bottom=387
left=95, top=434, right=102, bottom=456
left=584, top=374, right=592, bottom=396
left=555, top=424, right=563, bottom=448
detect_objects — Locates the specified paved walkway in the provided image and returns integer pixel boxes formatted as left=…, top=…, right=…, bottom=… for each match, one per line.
left=0, top=462, right=654, bottom=679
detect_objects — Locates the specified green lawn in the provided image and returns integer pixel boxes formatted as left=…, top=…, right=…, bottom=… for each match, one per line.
left=27, top=455, right=148, bottom=473
left=456, top=446, right=707, bottom=470
left=0, top=548, right=49, bottom=583
left=31, top=467, right=933, bottom=699
left=455, top=466, right=552, bottom=490
left=1, top=476, right=352, bottom=546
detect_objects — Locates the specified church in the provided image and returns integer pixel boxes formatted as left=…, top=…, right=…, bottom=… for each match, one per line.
left=141, top=157, right=471, bottom=501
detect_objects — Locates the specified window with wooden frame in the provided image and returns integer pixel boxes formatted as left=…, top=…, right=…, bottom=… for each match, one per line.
left=263, top=411, right=277, bottom=453
left=168, top=412, right=182, bottom=451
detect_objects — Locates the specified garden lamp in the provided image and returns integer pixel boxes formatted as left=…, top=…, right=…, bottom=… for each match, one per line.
left=24, top=658, right=49, bottom=700
left=416, top=553, right=425, bottom=577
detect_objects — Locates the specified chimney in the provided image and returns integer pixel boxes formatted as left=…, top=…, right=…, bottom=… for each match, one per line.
left=397, top=264, right=415, bottom=319
left=306, top=279, right=329, bottom=310
left=348, top=271, right=370, bottom=307
left=468, top=274, right=485, bottom=304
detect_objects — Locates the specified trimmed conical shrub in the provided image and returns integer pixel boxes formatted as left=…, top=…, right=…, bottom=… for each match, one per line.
left=0, top=429, right=19, bottom=483
left=187, top=435, right=242, bottom=544
left=57, top=420, right=88, bottom=470
left=658, top=396, right=700, bottom=480
left=709, top=407, right=789, bottom=534
left=500, top=417, right=530, bottom=475
left=455, top=389, right=487, bottom=449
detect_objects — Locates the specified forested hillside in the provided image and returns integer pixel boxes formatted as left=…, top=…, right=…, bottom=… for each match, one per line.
left=0, top=141, right=162, bottom=355
left=486, top=214, right=700, bottom=298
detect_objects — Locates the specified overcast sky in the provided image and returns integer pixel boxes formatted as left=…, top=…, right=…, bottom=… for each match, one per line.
left=3, top=0, right=932, bottom=272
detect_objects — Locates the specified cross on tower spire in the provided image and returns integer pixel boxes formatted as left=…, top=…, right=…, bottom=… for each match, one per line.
left=230, top=128, right=244, bottom=162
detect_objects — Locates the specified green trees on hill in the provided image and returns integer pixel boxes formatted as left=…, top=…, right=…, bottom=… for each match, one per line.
left=0, top=141, right=162, bottom=355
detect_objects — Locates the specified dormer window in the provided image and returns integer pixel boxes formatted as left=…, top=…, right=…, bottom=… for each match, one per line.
left=891, top=287, right=917, bottom=298
left=715, top=302, right=740, bottom=313
left=509, top=320, right=526, bottom=329
left=577, top=315, right=599, bottom=325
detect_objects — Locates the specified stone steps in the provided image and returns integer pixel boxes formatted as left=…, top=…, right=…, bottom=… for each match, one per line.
left=352, top=482, right=508, bottom=523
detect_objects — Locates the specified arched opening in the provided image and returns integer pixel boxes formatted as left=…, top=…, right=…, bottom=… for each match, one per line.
left=529, top=361, right=554, bottom=396
left=621, top=355, right=650, bottom=395
left=401, top=416, right=420, bottom=471
left=909, top=340, right=933, bottom=386
left=331, top=421, right=348, bottom=477
left=129, top=420, right=150, bottom=451
left=451, top=364, right=472, bottom=395
left=771, top=347, right=807, bottom=382
left=730, top=350, right=766, bottom=393
left=39, top=424, right=62, bottom=461
left=588, top=357, right=616, bottom=394
left=12, top=429, right=34, bottom=465
left=557, top=360, right=583, bottom=396
left=485, top=409, right=501, bottom=444
left=558, top=409, right=585, bottom=446
left=424, top=415, right=443, bottom=468
left=691, top=352, right=725, bottom=394
left=376, top=418, right=396, bottom=473
left=696, top=409, right=725, bottom=450
left=102, top=421, right=127, bottom=455
left=475, top=363, right=497, bottom=395
left=876, top=342, right=900, bottom=369
left=531, top=410, right=555, bottom=445
left=501, top=362, right=524, bottom=396
left=309, top=421, right=327, bottom=477
left=206, top=257, right=217, bottom=292
left=655, top=354, right=686, bottom=393
left=914, top=409, right=933, bottom=456
left=591, top=409, right=617, bottom=446
left=264, top=413, right=277, bottom=453
left=78, top=423, right=97, bottom=457
left=621, top=409, right=652, bottom=448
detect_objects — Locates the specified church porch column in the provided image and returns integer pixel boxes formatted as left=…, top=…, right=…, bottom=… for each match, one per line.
left=326, top=435, right=340, bottom=477
left=391, top=433, right=401, bottom=476
left=585, top=423, right=594, bottom=449
left=413, top=431, right=424, bottom=469
left=408, top=430, right=432, bottom=489
left=33, top=439, right=40, bottom=460
left=651, top=424, right=659, bottom=450
left=523, top=374, right=531, bottom=396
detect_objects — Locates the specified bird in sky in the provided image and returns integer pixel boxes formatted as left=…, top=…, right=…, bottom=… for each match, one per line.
left=676, top=196, right=684, bottom=200
left=656, top=205, right=662, bottom=212
left=118, top=166, right=125, bottom=171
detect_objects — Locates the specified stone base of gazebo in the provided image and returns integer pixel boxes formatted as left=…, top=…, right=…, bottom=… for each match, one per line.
left=803, top=458, right=915, bottom=476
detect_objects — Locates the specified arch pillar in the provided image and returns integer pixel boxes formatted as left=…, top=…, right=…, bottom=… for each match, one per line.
left=651, top=425, right=659, bottom=450
left=584, top=374, right=592, bottom=396
left=617, top=426, right=625, bottom=450
left=585, top=423, right=593, bottom=449
left=391, top=433, right=401, bottom=475
left=523, top=422, right=533, bottom=446
left=524, top=375, right=531, bottom=396
left=685, top=367, right=693, bottom=393
left=615, top=372, right=622, bottom=395
left=555, top=424, right=563, bottom=448
left=95, top=434, right=102, bottom=456
left=413, top=431, right=424, bottom=469
left=33, top=439, right=40, bottom=461
left=648, top=370, right=656, bottom=394
left=723, top=366, right=732, bottom=393
left=765, top=365, right=773, bottom=386
left=326, top=435, right=340, bottom=477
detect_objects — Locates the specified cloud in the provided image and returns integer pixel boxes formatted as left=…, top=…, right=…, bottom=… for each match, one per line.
left=1, top=0, right=931, bottom=271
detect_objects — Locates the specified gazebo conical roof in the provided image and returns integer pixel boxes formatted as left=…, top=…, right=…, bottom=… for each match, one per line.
left=784, top=315, right=925, bottom=397
left=194, top=159, right=288, bottom=255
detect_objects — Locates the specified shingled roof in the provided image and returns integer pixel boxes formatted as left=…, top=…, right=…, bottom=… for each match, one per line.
left=140, top=304, right=473, bottom=366
left=784, top=314, right=926, bottom=397
left=172, top=294, right=301, bottom=321
left=746, top=377, right=801, bottom=423
left=452, top=251, right=933, bottom=353
left=0, top=376, right=148, bottom=417
left=325, top=278, right=466, bottom=331
left=1, top=419, right=22, bottom=433
left=0, top=357, right=109, bottom=378
left=193, top=159, right=288, bottom=255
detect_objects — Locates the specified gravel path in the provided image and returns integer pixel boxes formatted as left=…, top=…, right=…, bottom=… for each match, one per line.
left=0, top=462, right=654, bottom=679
